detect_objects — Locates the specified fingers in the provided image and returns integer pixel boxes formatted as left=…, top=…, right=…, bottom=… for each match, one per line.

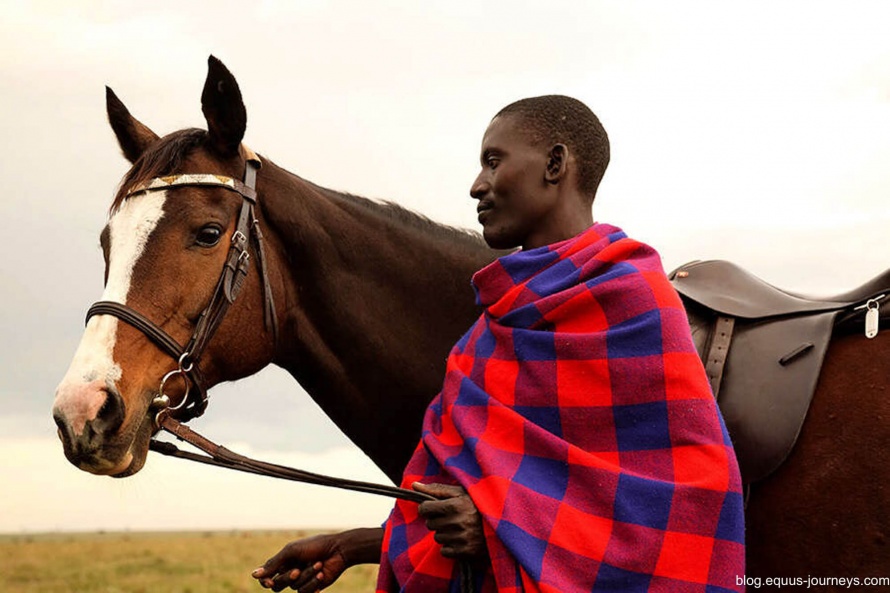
left=410, top=484, right=488, bottom=561
left=432, top=529, right=461, bottom=553
left=433, top=529, right=489, bottom=560
left=279, top=564, right=323, bottom=592
left=424, top=514, right=454, bottom=532
left=412, top=481, right=466, bottom=500
left=290, top=570, right=326, bottom=593
left=251, top=558, right=282, bottom=582
left=418, top=497, right=453, bottom=519
left=253, top=539, right=306, bottom=580
left=417, top=491, right=474, bottom=521
left=433, top=533, right=474, bottom=559
left=256, top=562, right=323, bottom=591
left=250, top=540, right=319, bottom=590
left=266, top=567, right=301, bottom=592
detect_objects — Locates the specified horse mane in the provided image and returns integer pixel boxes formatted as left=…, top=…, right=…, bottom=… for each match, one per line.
left=109, top=128, right=488, bottom=252
left=318, top=186, right=487, bottom=251
left=110, top=128, right=208, bottom=213
left=380, top=199, right=487, bottom=250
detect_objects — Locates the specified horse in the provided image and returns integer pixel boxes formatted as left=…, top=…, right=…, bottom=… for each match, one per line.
left=51, top=56, right=494, bottom=482
left=52, top=57, right=889, bottom=584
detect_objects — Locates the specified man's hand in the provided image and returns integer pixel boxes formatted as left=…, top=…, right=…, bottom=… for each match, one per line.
left=251, top=528, right=383, bottom=592
left=413, top=482, right=489, bottom=561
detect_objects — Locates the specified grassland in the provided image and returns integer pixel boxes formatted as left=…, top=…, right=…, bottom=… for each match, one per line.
left=0, top=530, right=378, bottom=593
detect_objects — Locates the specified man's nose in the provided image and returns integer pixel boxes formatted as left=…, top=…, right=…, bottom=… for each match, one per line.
left=470, top=172, right=489, bottom=200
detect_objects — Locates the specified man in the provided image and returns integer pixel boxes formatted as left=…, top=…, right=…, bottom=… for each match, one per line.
left=252, top=96, right=745, bottom=592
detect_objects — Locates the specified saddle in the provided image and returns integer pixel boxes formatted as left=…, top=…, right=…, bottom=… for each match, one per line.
left=670, top=260, right=890, bottom=484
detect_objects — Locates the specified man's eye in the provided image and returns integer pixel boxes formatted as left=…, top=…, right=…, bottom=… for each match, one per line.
left=195, top=225, right=223, bottom=247
left=487, top=158, right=499, bottom=169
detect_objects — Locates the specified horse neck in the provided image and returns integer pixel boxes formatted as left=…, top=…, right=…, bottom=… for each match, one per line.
left=257, top=160, right=494, bottom=480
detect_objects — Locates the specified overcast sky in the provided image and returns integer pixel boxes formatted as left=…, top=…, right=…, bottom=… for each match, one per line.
left=1, top=1, right=888, bottom=533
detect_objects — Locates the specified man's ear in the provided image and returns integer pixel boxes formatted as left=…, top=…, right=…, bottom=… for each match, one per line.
left=545, top=144, right=568, bottom=184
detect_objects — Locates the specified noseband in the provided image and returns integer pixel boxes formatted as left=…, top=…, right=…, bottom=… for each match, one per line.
left=86, top=150, right=277, bottom=423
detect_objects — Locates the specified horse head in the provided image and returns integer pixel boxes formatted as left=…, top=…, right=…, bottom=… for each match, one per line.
left=52, top=57, right=279, bottom=476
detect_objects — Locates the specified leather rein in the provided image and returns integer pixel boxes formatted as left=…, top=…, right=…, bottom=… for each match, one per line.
left=86, top=152, right=432, bottom=505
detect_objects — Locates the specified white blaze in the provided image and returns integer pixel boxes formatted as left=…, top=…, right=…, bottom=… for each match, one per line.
left=53, top=192, right=168, bottom=433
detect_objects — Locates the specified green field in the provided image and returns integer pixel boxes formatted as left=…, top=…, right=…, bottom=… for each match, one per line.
left=0, top=530, right=378, bottom=593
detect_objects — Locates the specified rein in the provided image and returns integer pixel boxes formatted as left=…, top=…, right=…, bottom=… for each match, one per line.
left=149, top=412, right=433, bottom=503
left=149, top=411, right=473, bottom=590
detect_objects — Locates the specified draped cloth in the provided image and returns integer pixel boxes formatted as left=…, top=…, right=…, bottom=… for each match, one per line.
left=376, top=224, right=745, bottom=593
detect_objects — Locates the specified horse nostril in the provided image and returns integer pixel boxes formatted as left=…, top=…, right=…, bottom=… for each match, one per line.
left=93, top=389, right=126, bottom=434
left=53, top=409, right=66, bottom=432
left=53, top=410, right=71, bottom=445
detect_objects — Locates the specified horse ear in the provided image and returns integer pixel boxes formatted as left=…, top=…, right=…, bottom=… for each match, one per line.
left=106, top=87, right=159, bottom=164
left=201, top=56, right=246, bottom=158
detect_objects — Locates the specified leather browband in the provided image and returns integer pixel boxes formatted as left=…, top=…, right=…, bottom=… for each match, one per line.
left=126, top=173, right=258, bottom=201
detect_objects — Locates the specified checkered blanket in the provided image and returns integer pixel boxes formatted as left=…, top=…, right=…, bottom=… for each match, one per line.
left=376, top=223, right=745, bottom=592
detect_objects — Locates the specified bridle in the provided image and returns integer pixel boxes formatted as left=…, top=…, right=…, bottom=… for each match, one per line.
left=86, top=147, right=277, bottom=424
left=82, top=145, right=438, bottom=504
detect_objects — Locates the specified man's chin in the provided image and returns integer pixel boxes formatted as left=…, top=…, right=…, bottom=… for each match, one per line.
left=482, top=232, right=519, bottom=251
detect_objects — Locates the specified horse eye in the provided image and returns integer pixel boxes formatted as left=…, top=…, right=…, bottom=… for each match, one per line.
left=195, top=225, right=223, bottom=247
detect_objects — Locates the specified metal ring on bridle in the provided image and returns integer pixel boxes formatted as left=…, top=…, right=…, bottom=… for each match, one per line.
left=159, top=368, right=192, bottom=412
left=178, top=351, right=195, bottom=373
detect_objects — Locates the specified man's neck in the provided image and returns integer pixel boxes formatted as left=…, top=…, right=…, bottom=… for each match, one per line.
left=521, top=201, right=594, bottom=250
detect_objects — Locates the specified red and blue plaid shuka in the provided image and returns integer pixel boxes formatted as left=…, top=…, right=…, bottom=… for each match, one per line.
left=376, top=223, right=745, bottom=593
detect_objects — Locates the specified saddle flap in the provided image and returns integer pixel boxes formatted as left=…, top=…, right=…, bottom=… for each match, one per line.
left=687, top=303, right=839, bottom=484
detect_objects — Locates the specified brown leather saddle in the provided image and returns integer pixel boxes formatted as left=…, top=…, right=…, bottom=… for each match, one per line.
left=670, top=260, right=890, bottom=484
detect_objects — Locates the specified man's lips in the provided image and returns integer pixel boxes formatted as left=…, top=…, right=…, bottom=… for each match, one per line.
left=477, top=201, right=494, bottom=222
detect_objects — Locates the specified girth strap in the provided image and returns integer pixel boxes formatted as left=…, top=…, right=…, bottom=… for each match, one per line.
left=705, top=316, right=735, bottom=398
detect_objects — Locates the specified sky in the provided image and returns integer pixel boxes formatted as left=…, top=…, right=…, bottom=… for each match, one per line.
left=1, top=1, right=888, bottom=534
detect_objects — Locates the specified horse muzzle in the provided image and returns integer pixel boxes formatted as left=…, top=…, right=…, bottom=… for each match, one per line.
left=52, top=381, right=137, bottom=475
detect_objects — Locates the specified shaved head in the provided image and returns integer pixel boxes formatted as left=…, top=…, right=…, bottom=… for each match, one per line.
left=496, top=95, right=610, bottom=199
